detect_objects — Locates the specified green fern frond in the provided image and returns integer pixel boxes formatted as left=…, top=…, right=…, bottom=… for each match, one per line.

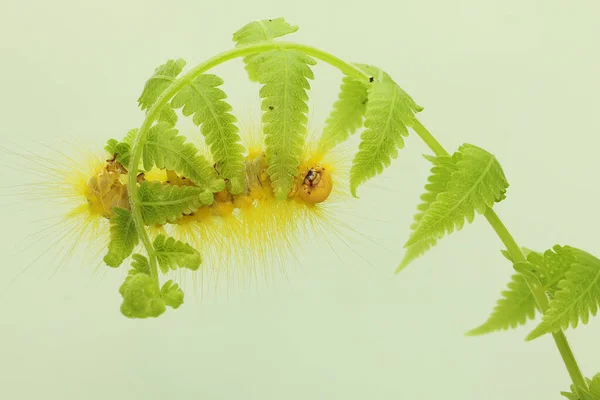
left=590, top=375, right=600, bottom=399
left=103, top=207, right=139, bottom=268
left=233, top=18, right=298, bottom=81
left=171, top=74, right=246, bottom=194
left=405, top=144, right=508, bottom=250
left=527, top=246, right=600, bottom=340
left=137, top=58, right=186, bottom=111
left=105, top=128, right=138, bottom=157
left=349, top=65, right=423, bottom=196
left=233, top=17, right=298, bottom=45
left=131, top=254, right=150, bottom=274
left=466, top=273, right=537, bottom=336
left=396, top=154, right=458, bottom=271
left=161, top=280, right=184, bottom=309
left=153, top=234, right=202, bottom=274
left=527, top=245, right=577, bottom=296
left=119, top=268, right=165, bottom=318
left=138, top=181, right=210, bottom=225
left=318, top=75, right=368, bottom=153
left=143, top=122, right=225, bottom=195
left=233, top=18, right=315, bottom=200
left=158, top=103, right=178, bottom=126
left=257, top=51, right=315, bottom=199
left=561, top=374, right=600, bottom=400
left=512, top=261, right=544, bottom=287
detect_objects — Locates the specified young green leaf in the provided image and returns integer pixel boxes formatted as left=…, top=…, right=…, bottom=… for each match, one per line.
left=137, top=58, right=186, bottom=111
left=527, top=245, right=577, bottom=296
left=561, top=374, right=600, bottom=400
left=139, top=181, right=209, bottom=225
left=349, top=65, right=423, bottom=196
left=466, top=273, right=537, bottom=336
left=171, top=74, right=246, bottom=194
left=161, top=280, right=185, bottom=309
left=318, top=75, right=368, bottom=153
left=112, top=142, right=132, bottom=167
left=527, top=246, right=600, bottom=340
left=404, top=144, right=509, bottom=251
left=103, top=207, right=139, bottom=268
left=397, top=154, right=458, bottom=271
left=143, top=122, right=225, bottom=194
left=500, top=248, right=538, bottom=264
left=500, top=249, right=514, bottom=263
left=512, top=261, right=544, bottom=287
left=233, top=18, right=315, bottom=200
left=105, top=128, right=138, bottom=158
left=233, top=17, right=298, bottom=46
left=590, top=375, right=600, bottom=399
left=119, top=269, right=166, bottom=318
left=158, top=103, right=178, bottom=126
left=153, top=234, right=201, bottom=274
left=232, top=18, right=298, bottom=81
left=131, top=254, right=150, bottom=274
left=105, top=139, right=118, bottom=156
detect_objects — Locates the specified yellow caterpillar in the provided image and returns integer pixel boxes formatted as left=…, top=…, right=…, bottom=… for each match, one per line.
left=0, top=117, right=361, bottom=293
left=5, top=17, right=422, bottom=318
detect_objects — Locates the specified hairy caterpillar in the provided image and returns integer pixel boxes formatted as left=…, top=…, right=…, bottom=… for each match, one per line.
left=5, top=17, right=424, bottom=318
left=2, top=121, right=358, bottom=284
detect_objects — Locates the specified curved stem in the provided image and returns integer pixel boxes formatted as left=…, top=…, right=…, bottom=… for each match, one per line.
left=127, top=42, right=371, bottom=278
left=412, top=119, right=588, bottom=392
left=125, top=39, right=588, bottom=392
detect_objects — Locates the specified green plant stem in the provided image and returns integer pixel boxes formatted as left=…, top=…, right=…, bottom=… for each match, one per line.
left=484, top=208, right=587, bottom=393
left=128, top=42, right=371, bottom=280
left=412, top=118, right=588, bottom=393
left=127, top=40, right=587, bottom=391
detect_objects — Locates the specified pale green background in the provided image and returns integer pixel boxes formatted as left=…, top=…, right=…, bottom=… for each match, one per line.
left=0, top=0, right=599, bottom=399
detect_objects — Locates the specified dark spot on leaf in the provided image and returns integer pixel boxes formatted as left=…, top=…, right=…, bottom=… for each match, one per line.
left=268, top=105, right=274, bottom=110
left=369, top=76, right=374, bottom=82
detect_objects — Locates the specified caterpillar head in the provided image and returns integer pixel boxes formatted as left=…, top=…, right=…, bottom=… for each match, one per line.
left=291, top=165, right=333, bottom=204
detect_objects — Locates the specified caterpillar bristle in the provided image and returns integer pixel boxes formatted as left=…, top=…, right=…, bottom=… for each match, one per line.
left=2, top=110, right=366, bottom=298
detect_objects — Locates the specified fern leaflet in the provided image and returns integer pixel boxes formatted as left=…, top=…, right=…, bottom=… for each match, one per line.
left=405, top=144, right=508, bottom=251
left=561, top=374, right=600, bottom=400
left=527, top=246, right=600, bottom=340
left=158, top=103, right=178, bottom=126
left=137, top=58, right=186, bottom=111
left=105, top=128, right=138, bottom=166
left=397, top=154, right=458, bottom=271
left=153, top=234, right=202, bottom=274
left=131, top=254, right=150, bottom=275
left=171, top=74, right=246, bottom=194
left=232, top=18, right=298, bottom=81
left=318, top=75, right=368, bottom=152
left=103, top=207, right=139, bottom=268
left=349, top=65, right=423, bottom=196
left=467, top=273, right=537, bottom=336
left=142, top=122, right=225, bottom=196
left=119, top=267, right=166, bottom=319
left=527, top=245, right=577, bottom=296
left=139, top=181, right=210, bottom=225
left=233, top=18, right=315, bottom=200
left=161, top=280, right=185, bottom=309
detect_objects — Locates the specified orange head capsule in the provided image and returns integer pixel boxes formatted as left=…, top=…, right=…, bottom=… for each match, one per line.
left=295, top=165, right=333, bottom=204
